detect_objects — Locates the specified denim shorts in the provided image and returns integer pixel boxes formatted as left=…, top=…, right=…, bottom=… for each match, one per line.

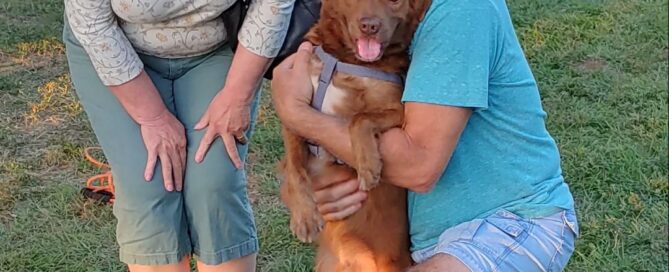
left=411, top=209, right=579, bottom=272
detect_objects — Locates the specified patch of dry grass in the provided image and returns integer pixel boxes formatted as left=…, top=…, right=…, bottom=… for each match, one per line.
left=26, top=74, right=82, bottom=125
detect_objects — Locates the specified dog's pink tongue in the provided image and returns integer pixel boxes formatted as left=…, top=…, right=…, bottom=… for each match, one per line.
left=357, top=38, right=381, bottom=61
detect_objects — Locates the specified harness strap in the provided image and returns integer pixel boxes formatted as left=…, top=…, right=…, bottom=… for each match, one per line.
left=311, top=46, right=404, bottom=110
left=312, top=47, right=337, bottom=111
left=308, top=45, right=404, bottom=161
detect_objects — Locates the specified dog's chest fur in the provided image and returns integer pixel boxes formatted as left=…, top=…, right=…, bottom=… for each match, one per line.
left=308, top=56, right=403, bottom=119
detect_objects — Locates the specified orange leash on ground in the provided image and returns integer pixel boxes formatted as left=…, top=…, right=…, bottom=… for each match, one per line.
left=82, top=147, right=115, bottom=204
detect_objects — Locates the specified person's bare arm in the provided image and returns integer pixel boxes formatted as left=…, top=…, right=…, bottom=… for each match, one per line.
left=108, top=71, right=169, bottom=123
left=279, top=101, right=470, bottom=192
left=272, top=43, right=471, bottom=193
left=193, top=0, right=295, bottom=168
left=193, top=45, right=271, bottom=169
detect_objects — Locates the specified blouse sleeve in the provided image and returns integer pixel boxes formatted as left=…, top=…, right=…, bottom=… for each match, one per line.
left=65, top=0, right=143, bottom=86
left=237, top=0, right=296, bottom=58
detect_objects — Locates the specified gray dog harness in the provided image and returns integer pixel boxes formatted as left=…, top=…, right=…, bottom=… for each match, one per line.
left=308, top=46, right=404, bottom=159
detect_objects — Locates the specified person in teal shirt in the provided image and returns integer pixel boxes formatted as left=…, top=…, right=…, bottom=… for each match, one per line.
left=271, top=0, right=579, bottom=270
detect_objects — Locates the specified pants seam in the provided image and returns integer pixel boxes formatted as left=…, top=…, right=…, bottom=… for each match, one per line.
left=547, top=212, right=567, bottom=272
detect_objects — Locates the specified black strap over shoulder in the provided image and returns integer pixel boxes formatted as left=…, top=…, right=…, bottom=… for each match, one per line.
left=222, top=0, right=321, bottom=80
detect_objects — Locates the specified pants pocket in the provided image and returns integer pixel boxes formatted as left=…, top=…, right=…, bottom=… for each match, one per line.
left=548, top=211, right=578, bottom=272
left=487, top=210, right=528, bottom=237
left=470, top=210, right=530, bottom=260
left=562, top=209, right=579, bottom=238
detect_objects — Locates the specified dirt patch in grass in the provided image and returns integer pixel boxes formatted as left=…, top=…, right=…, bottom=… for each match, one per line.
left=577, top=58, right=608, bottom=72
left=0, top=38, right=65, bottom=76
left=26, top=74, right=82, bottom=125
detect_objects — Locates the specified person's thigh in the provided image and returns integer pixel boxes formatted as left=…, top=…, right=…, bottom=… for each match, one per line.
left=63, top=24, right=190, bottom=266
left=408, top=253, right=470, bottom=272
left=172, top=46, right=262, bottom=265
left=411, top=209, right=578, bottom=272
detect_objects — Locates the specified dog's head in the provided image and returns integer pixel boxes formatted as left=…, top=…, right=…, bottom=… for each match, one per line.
left=310, top=0, right=430, bottom=63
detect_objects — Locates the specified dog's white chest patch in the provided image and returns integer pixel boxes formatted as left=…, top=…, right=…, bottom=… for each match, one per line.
left=310, top=75, right=347, bottom=115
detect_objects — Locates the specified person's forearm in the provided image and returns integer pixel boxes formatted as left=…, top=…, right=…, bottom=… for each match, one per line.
left=224, top=45, right=272, bottom=103
left=283, top=105, right=435, bottom=191
left=108, top=70, right=169, bottom=124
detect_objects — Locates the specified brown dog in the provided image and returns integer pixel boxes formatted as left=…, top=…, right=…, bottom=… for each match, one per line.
left=279, top=0, right=430, bottom=271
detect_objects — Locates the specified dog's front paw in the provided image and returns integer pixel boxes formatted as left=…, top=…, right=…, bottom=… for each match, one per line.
left=357, top=168, right=380, bottom=191
left=290, top=209, right=324, bottom=243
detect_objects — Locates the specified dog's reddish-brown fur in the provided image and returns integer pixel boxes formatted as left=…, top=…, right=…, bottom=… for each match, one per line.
left=279, top=0, right=431, bottom=271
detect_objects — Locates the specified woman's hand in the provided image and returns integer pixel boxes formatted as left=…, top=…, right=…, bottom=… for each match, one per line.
left=108, top=70, right=187, bottom=192
left=140, top=110, right=187, bottom=191
left=192, top=44, right=273, bottom=169
left=312, top=170, right=367, bottom=221
left=194, top=90, right=251, bottom=169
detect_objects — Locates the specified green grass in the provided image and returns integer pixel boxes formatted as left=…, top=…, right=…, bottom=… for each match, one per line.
left=0, top=0, right=667, bottom=271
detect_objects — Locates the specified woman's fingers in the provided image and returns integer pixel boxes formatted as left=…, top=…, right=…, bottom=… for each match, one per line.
left=314, top=178, right=361, bottom=204
left=222, top=133, right=243, bottom=169
left=159, top=149, right=174, bottom=191
left=194, top=110, right=210, bottom=130
left=195, top=129, right=216, bottom=163
left=144, top=148, right=157, bottom=181
left=179, top=145, right=187, bottom=179
left=317, top=191, right=367, bottom=215
left=171, top=148, right=184, bottom=192
left=323, top=203, right=363, bottom=221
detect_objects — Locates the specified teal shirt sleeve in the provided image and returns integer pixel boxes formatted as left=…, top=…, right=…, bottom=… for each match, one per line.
left=403, top=2, right=502, bottom=109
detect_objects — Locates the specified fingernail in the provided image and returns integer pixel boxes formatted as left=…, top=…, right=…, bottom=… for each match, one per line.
left=144, top=174, right=150, bottom=181
left=166, top=185, right=174, bottom=191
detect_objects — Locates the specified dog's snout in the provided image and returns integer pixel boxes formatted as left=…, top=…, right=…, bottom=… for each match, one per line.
left=359, top=17, right=381, bottom=35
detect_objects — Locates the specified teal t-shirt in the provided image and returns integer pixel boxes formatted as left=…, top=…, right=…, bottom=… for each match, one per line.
left=404, top=0, right=575, bottom=252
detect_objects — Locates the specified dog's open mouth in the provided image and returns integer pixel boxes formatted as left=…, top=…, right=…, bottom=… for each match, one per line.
left=356, top=38, right=383, bottom=62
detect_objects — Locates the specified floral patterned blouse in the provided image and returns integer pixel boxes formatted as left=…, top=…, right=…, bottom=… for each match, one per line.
left=65, top=0, right=295, bottom=86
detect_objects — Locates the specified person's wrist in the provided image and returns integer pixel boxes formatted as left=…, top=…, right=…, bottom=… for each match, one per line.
left=280, top=101, right=313, bottom=129
left=136, top=108, right=172, bottom=127
left=220, top=84, right=256, bottom=106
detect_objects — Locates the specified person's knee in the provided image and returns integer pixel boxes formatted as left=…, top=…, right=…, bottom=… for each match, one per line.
left=407, top=253, right=470, bottom=272
left=128, top=256, right=191, bottom=272
left=183, top=161, right=245, bottom=197
left=183, top=138, right=247, bottom=194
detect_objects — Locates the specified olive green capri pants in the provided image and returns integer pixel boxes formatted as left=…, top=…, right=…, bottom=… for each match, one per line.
left=63, top=24, right=260, bottom=266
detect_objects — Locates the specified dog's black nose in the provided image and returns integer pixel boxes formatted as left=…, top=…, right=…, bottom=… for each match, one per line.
left=359, top=17, right=381, bottom=35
